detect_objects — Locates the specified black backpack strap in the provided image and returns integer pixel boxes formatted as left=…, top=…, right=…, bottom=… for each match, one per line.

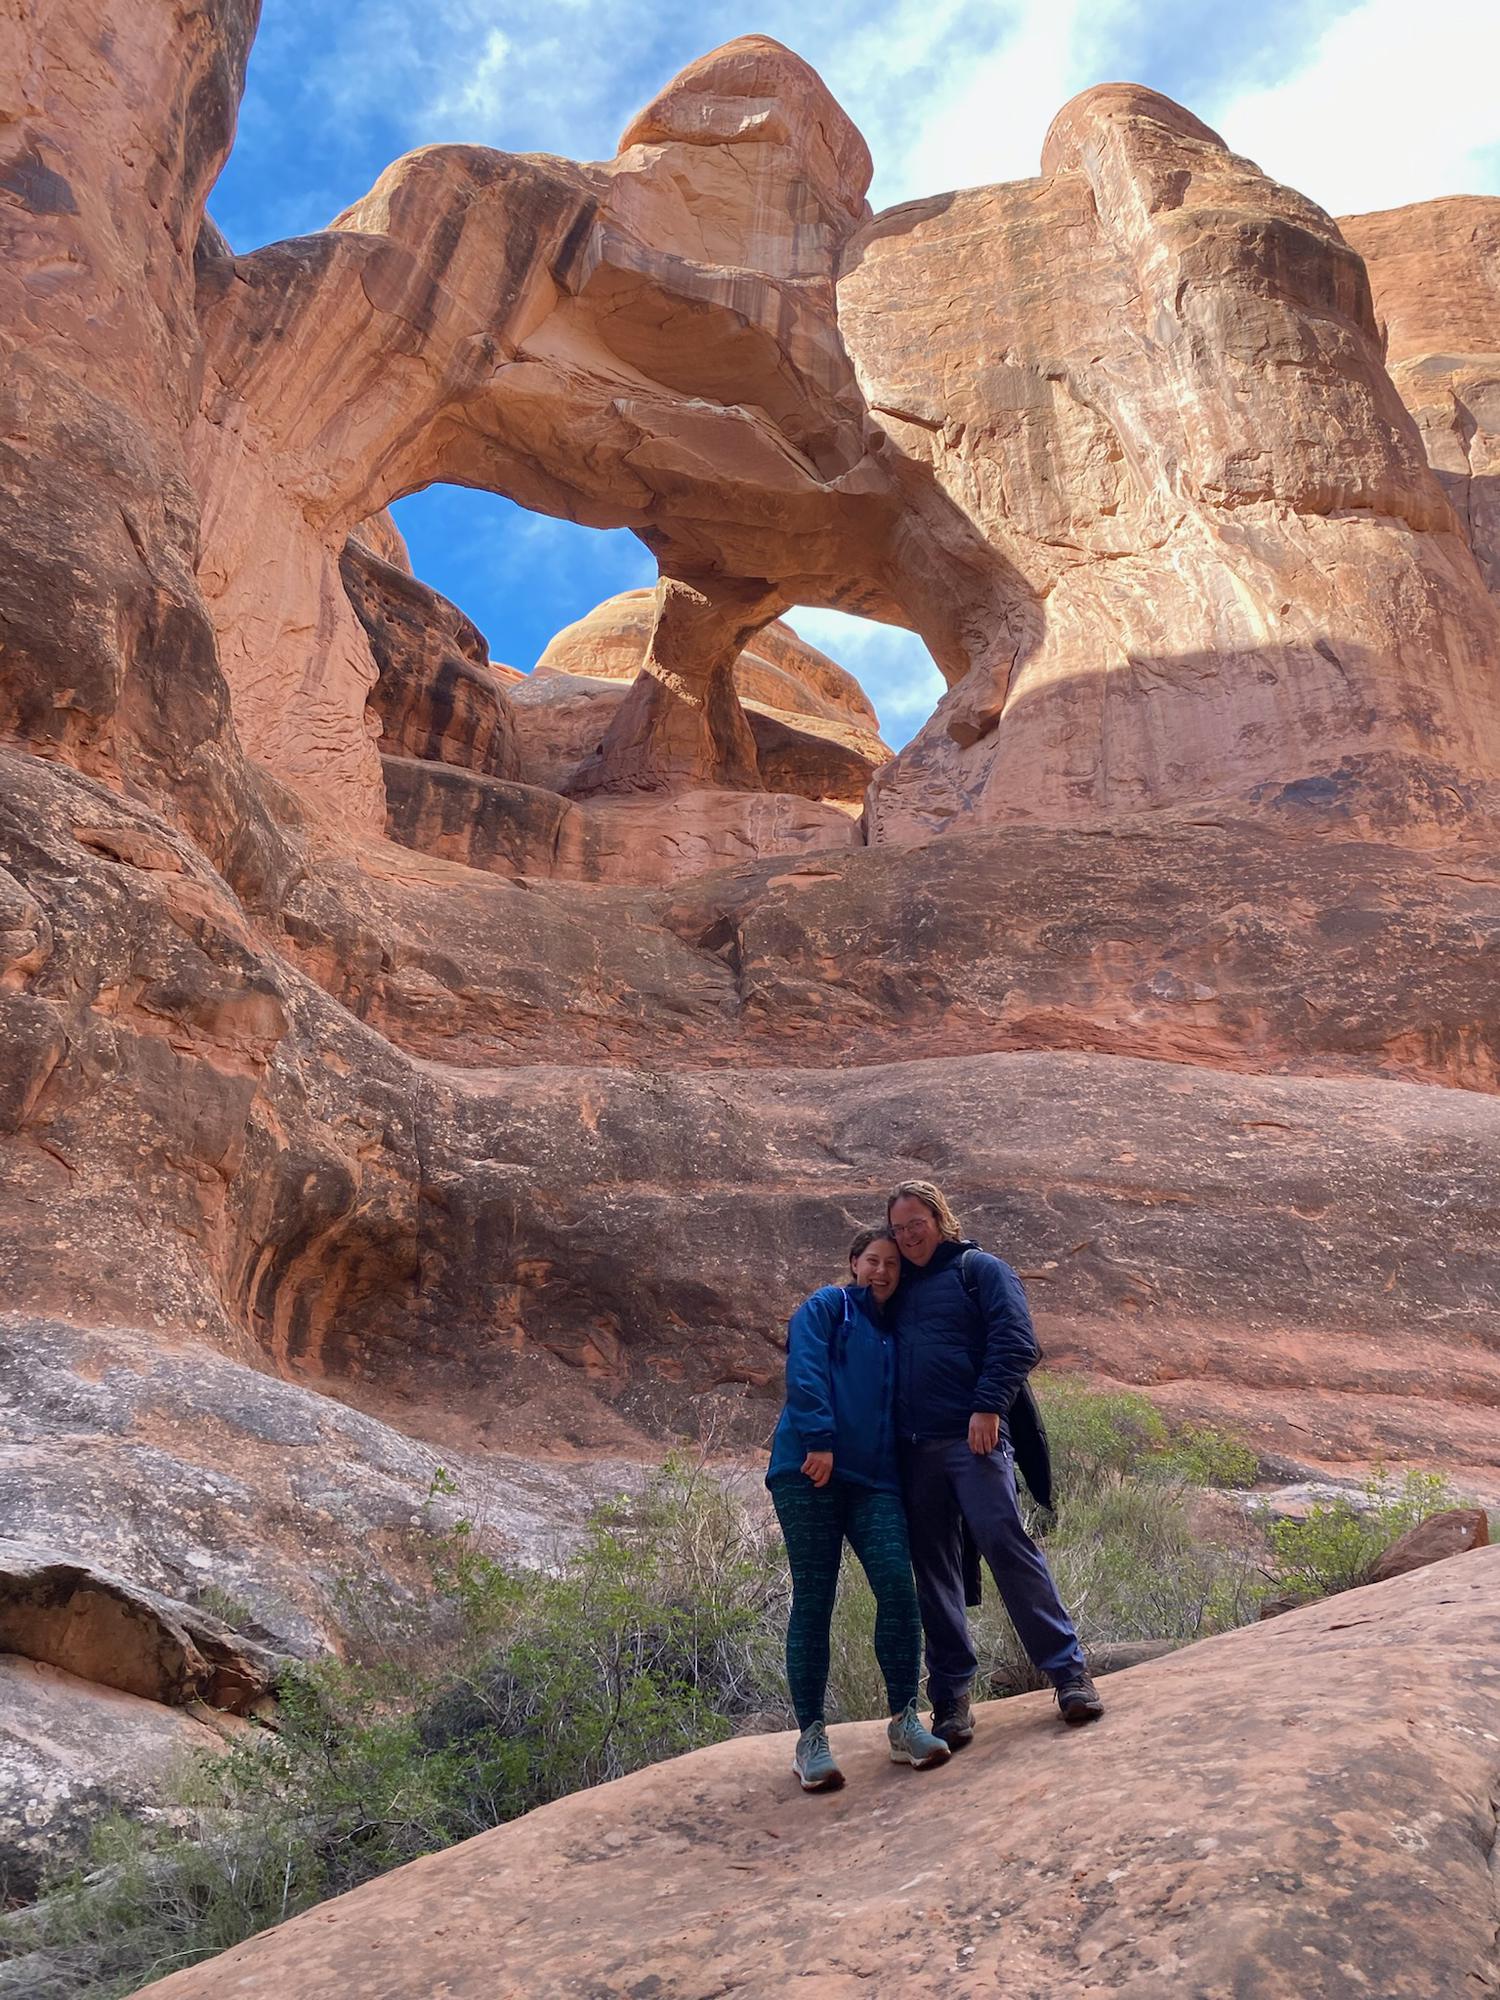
left=958, top=1250, right=1054, bottom=1513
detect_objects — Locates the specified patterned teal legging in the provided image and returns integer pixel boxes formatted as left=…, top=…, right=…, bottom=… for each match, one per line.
left=769, top=1476, right=923, bottom=1729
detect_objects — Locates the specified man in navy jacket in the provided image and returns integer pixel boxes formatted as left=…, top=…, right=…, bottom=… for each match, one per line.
left=888, top=1178, right=1102, bottom=1747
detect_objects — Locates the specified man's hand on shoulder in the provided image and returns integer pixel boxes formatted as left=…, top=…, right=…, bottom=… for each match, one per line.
left=968, top=1412, right=1000, bottom=1456
left=802, top=1450, right=834, bottom=1487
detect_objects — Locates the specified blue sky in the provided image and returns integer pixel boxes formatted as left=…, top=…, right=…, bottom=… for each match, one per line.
left=210, top=0, right=1500, bottom=746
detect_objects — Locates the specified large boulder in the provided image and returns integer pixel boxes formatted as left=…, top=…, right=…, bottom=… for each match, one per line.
left=0, top=1539, right=278, bottom=1712
left=1364, top=1506, right=1489, bottom=1585
left=131, top=1546, right=1500, bottom=1999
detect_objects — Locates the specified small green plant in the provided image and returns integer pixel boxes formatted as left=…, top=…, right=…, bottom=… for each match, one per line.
left=1035, top=1380, right=1168, bottom=1495
left=1263, top=1467, right=1460, bottom=1602
left=191, top=1583, right=259, bottom=1633
left=1152, top=1423, right=1260, bottom=1492
left=1034, top=1378, right=1259, bottom=1497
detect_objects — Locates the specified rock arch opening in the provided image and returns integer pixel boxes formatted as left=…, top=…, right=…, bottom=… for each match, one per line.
left=780, top=609, right=946, bottom=753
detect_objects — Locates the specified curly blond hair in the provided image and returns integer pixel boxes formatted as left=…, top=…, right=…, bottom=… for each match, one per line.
left=886, top=1179, right=962, bottom=1240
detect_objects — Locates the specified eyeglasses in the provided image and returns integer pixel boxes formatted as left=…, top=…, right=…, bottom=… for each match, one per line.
left=890, top=1220, right=933, bottom=1239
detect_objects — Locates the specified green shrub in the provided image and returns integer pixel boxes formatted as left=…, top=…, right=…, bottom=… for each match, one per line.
left=0, top=1809, right=319, bottom=2000
left=970, top=1472, right=1265, bottom=1696
left=1035, top=1380, right=1168, bottom=1495
left=1033, top=1380, right=1258, bottom=1497
left=1263, top=1467, right=1460, bottom=1602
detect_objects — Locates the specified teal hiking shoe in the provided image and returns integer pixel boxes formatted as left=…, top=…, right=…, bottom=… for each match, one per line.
left=793, top=1720, right=844, bottom=1791
left=887, top=1700, right=952, bottom=1770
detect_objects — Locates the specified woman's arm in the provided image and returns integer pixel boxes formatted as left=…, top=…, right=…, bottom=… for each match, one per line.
left=784, top=1288, right=841, bottom=1470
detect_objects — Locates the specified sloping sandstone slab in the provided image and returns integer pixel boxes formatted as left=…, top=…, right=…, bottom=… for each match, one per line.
left=136, top=1546, right=1500, bottom=2000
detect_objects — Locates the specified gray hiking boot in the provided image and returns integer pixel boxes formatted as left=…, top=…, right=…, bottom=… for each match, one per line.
left=1055, top=1671, right=1105, bottom=1725
left=793, top=1720, right=845, bottom=1791
left=932, top=1692, right=975, bottom=1750
left=887, top=1700, right=953, bottom=1770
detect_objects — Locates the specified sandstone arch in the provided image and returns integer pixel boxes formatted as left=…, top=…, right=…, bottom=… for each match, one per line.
left=185, top=38, right=1034, bottom=826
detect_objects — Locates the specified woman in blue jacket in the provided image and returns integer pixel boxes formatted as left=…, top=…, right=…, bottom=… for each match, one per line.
left=767, top=1226, right=951, bottom=1790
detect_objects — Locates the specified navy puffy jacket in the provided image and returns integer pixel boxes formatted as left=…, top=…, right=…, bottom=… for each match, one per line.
left=766, top=1284, right=899, bottom=1492
left=891, top=1238, right=1039, bottom=1440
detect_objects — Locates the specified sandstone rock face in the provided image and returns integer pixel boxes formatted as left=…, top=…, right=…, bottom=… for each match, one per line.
left=343, top=542, right=519, bottom=780
left=0, top=0, right=277, bottom=883
left=0, top=1315, right=659, bottom=1659
left=846, top=90, right=1500, bottom=841
left=511, top=588, right=890, bottom=804
left=7, top=739, right=1500, bottom=1495
left=347, top=507, right=412, bottom=573
left=381, top=760, right=860, bottom=883
left=134, top=1547, right=1500, bottom=2000
left=1342, top=197, right=1500, bottom=597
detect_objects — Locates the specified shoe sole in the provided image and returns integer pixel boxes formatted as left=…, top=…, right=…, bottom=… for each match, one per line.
left=795, top=1765, right=845, bottom=1791
left=888, top=1745, right=952, bottom=1769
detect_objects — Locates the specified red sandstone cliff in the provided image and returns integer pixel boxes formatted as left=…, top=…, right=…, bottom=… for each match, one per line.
left=2, top=19, right=1499, bottom=1914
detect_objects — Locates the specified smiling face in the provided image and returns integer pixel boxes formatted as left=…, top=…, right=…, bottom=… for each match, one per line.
left=889, top=1195, right=943, bottom=1268
left=851, top=1234, right=902, bottom=1302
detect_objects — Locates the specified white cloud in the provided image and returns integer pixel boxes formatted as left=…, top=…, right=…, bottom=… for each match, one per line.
left=429, top=28, right=513, bottom=133
left=860, top=0, right=1141, bottom=206
left=1207, top=0, right=1500, bottom=217
left=782, top=608, right=946, bottom=748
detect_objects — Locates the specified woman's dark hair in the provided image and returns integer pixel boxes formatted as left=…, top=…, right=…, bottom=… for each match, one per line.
left=848, top=1224, right=898, bottom=1271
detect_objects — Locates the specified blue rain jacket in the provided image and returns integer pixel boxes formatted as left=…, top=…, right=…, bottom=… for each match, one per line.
left=891, top=1237, right=1039, bottom=1440
left=766, top=1283, right=899, bottom=1492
